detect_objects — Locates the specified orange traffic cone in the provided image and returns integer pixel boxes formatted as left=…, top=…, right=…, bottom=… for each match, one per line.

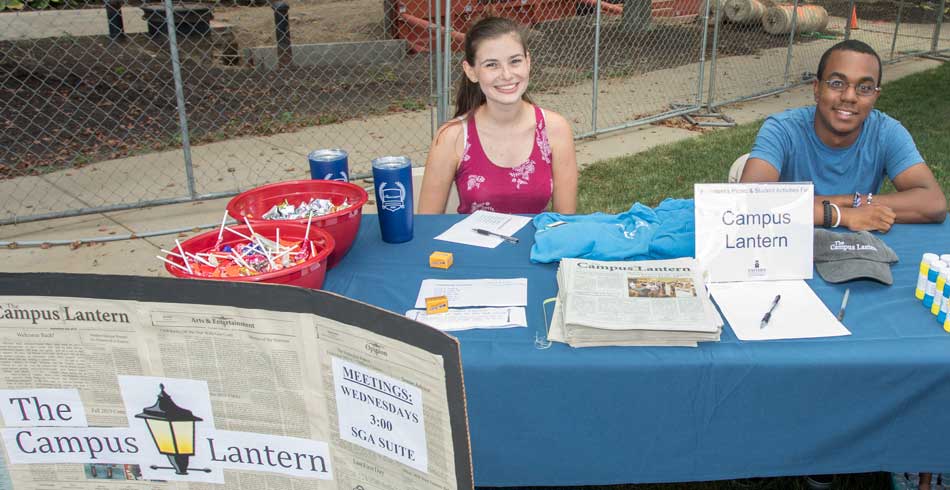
left=850, top=5, right=860, bottom=30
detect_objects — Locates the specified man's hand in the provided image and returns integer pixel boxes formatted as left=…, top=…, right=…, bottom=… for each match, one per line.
left=842, top=204, right=896, bottom=233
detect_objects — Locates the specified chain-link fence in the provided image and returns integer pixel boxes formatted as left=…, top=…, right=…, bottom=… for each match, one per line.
left=1, top=0, right=947, bottom=224
left=707, top=0, right=949, bottom=109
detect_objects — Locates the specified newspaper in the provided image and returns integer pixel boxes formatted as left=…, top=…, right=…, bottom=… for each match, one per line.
left=0, top=295, right=461, bottom=490
left=549, top=258, right=722, bottom=347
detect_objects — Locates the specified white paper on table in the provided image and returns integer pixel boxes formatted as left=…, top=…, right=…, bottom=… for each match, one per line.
left=414, top=278, right=528, bottom=308
left=405, top=307, right=527, bottom=331
left=434, top=210, right=531, bottom=248
left=708, top=280, right=851, bottom=341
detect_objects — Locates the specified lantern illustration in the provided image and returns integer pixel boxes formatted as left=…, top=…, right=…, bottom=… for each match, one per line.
left=135, top=383, right=209, bottom=475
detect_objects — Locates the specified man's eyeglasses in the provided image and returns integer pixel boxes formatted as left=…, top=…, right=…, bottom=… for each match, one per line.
left=822, top=79, right=880, bottom=97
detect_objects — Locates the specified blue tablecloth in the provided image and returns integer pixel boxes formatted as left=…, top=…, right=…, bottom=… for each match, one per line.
left=324, top=214, right=950, bottom=487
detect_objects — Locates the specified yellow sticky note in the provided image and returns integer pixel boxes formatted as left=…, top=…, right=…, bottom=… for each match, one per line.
left=425, top=295, right=449, bottom=314
left=429, top=251, right=454, bottom=269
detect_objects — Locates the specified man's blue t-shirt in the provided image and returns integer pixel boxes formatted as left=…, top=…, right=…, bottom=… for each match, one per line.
left=749, top=106, right=923, bottom=196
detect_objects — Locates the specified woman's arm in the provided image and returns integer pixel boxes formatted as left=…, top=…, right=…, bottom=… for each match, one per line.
left=417, top=121, right=464, bottom=214
left=545, top=111, right=578, bottom=214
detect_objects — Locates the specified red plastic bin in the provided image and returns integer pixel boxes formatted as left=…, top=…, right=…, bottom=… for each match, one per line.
left=226, top=180, right=368, bottom=269
left=164, top=222, right=335, bottom=290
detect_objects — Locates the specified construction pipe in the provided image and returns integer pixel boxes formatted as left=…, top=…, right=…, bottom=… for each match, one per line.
left=763, top=5, right=829, bottom=35
left=400, top=12, right=466, bottom=46
left=578, top=0, right=624, bottom=15
left=724, top=0, right=767, bottom=23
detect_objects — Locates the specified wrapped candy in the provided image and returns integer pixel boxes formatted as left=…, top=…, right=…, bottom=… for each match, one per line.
left=260, top=198, right=349, bottom=220
left=160, top=231, right=317, bottom=278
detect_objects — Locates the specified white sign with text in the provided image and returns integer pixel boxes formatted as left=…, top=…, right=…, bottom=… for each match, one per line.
left=207, top=430, right=334, bottom=480
left=332, top=357, right=427, bottom=473
left=2, top=427, right=139, bottom=465
left=0, top=389, right=88, bottom=427
left=695, top=182, right=814, bottom=282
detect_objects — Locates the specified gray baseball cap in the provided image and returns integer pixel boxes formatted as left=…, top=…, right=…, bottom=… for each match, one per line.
left=813, top=229, right=899, bottom=285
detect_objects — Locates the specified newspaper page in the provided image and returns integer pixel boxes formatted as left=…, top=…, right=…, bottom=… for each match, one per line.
left=547, top=258, right=722, bottom=347
left=559, top=258, right=721, bottom=332
left=0, top=295, right=460, bottom=490
left=314, top=317, right=456, bottom=490
left=0, top=296, right=155, bottom=489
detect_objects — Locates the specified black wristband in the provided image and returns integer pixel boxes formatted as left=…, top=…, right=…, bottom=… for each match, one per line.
left=822, top=200, right=832, bottom=228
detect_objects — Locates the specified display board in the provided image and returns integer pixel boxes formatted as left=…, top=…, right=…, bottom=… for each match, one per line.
left=0, top=273, right=472, bottom=490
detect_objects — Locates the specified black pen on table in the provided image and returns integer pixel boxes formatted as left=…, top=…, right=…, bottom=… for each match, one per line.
left=837, top=288, right=850, bottom=321
left=760, top=294, right=781, bottom=329
left=473, top=228, right=519, bottom=244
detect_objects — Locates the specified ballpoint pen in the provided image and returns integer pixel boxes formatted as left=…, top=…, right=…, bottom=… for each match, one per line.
left=760, top=294, right=781, bottom=329
left=473, top=228, right=519, bottom=244
left=837, top=288, right=850, bottom=321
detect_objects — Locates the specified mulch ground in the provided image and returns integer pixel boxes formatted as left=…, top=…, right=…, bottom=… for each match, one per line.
left=0, top=33, right=427, bottom=179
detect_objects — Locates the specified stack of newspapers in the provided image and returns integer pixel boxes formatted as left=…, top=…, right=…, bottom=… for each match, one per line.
left=548, top=257, right=722, bottom=347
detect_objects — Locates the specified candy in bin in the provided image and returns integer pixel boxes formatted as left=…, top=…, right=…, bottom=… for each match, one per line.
left=159, top=215, right=320, bottom=279
left=260, top=197, right=349, bottom=220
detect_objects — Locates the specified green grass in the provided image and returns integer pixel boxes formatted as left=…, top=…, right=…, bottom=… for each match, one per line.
left=875, top=61, right=950, bottom=194
left=548, top=62, right=950, bottom=490
left=578, top=61, right=950, bottom=213
left=578, top=123, right=758, bottom=213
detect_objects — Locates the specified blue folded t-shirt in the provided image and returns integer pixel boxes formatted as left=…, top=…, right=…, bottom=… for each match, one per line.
left=530, top=199, right=695, bottom=263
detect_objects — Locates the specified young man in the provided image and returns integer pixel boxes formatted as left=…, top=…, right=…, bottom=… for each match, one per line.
left=743, top=40, right=945, bottom=490
left=740, top=40, right=946, bottom=233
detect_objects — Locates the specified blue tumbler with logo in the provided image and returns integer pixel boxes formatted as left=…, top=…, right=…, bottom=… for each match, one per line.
left=308, top=148, right=349, bottom=181
left=371, top=156, right=413, bottom=243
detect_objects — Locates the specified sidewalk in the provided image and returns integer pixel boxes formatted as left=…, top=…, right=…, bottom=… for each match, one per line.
left=0, top=6, right=149, bottom=41
left=0, top=56, right=942, bottom=278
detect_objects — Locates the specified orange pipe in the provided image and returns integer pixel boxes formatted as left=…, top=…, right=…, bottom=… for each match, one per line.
left=578, top=0, right=623, bottom=15
left=400, top=12, right=467, bottom=45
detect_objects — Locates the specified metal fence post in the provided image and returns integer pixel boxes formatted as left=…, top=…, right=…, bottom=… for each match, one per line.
left=434, top=0, right=445, bottom=126
left=782, top=0, right=800, bottom=87
left=706, top=0, right=722, bottom=109
left=694, top=0, right=711, bottom=109
left=685, top=0, right=734, bottom=127
left=428, top=0, right=437, bottom=137
left=932, top=0, right=946, bottom=54
left=105, top=0, right=126, bottom=41
left=273, top=2, right=292, bottom=67
left=591, top=0, right=602, bottom=134
left=443, top=0, right=452, bottom=123
left=163, top=0, right=197, bottom=199
left=890, top=1, right=905, bottom=61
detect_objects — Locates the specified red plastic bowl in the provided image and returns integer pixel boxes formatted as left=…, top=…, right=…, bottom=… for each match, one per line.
left=164, top=222, right=335, bottom=290
left=226, top=180, right=368, bottom=268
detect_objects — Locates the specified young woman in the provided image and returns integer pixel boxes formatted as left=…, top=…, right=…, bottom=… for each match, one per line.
left=417, top=16, right=578, bottom=215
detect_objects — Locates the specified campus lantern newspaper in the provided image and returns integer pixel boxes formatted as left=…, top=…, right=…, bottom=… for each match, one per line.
left=0, top=294, right=462, bottom=490
left=549, top=257, right=723, bottom=347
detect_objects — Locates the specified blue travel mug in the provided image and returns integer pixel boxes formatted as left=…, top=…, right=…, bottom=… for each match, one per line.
left=308, top=148, right=349, bottom=181
left=371, top=156, right=413, bottom=243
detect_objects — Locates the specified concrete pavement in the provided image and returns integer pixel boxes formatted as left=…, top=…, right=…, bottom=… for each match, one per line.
left=0, top=6, right=149, bottom=41
left=0, top=56, right=942, bottom=278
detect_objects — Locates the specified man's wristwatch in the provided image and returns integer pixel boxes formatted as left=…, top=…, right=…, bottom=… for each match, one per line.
left=822, top=200, right=832, bottom=228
